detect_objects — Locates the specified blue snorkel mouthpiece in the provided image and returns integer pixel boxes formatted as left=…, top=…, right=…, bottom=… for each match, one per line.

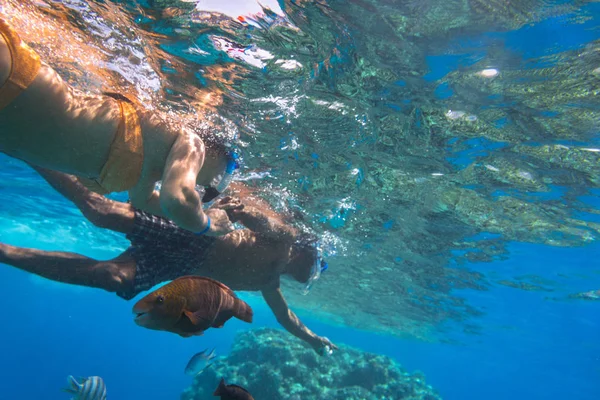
left=225, top=150, right=240, bottom=173
left=320, top=260, right=328, bottom=273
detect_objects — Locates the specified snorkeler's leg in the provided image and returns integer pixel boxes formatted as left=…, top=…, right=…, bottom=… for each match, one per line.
left=32, top=166, right=135, bottom=234
left=0, top=244, right=135, bottom=293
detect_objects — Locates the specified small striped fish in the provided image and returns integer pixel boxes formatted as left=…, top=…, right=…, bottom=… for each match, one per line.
left=62, top=375, right=107, bottom=400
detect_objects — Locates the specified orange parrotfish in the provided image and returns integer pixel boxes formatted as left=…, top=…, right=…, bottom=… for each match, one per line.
left=133, top=276, right=253, bottom=337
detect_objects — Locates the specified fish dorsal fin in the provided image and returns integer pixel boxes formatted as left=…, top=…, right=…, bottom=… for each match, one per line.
left=175, top=276, right=236, bottom=297
left=213, top=378, right=227, bottom=396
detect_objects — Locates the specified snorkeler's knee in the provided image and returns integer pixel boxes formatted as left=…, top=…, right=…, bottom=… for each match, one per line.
left=91, top=262, right=134, bottom=293
left=80, top=195, right=115, bottom=229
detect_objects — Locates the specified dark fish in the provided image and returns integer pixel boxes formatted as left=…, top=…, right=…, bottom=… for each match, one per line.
left=133, top=276, right=253, bottom=337
left=213, top=378, right=254, bottom=400
left=62, top=375, right=107, bottom=400
left=185, top=348, right=217, bottom=376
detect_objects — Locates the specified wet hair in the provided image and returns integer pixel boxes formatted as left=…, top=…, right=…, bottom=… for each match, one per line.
left=294, top=232, right=319, bottom=249
left=192, top=124, right=231, bottom=159
left=204, top=139, right=229, bottom=158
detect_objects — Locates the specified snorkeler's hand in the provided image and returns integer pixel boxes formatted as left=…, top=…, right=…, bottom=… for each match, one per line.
left=214, top=196, right=289, bottom=238
left=312, top=336, right=338, bottom=356
left=203, top=208, right=235, bottom=237
left=214, top=196, right=246, bottom=221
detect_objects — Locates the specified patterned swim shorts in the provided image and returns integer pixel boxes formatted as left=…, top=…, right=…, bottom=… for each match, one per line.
left=116, top=209, right=216, bottom=300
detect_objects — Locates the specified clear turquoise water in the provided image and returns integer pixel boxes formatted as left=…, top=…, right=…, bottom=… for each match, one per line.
left=1, top=1, right=600, bottom=399
left=0, top=160, right=598, bottom=398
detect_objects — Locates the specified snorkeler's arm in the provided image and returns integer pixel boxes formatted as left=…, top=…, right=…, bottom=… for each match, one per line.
left=215, top=197, right=296, bottom=242
left=159, top=133, right=233, bottom=235
left=129, top=178, right=165, bottom=217
left=32, top=166, right=135, bottom=234
left=262, top=287, right=337, bottom=355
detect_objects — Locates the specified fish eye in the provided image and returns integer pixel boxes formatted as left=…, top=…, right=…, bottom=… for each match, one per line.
left=156, top=295, right=165, bottom=304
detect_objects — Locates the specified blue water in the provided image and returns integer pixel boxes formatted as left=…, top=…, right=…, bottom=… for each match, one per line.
left=2, top=1, right=600, bottom=399
left=1, top=241, right=599, bottom=399
left=0, top=154, right=598, bottom=399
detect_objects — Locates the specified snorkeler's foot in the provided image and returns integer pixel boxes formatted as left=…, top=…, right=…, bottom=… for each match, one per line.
left=0, top=243, right=5, bottom=264
left=31, top=166, right=92, bottom=205
left=0, top=242, right=16, bottom=264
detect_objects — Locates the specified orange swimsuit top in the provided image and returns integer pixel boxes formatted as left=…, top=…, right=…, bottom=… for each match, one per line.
left=0, top=18, right=41, bottom=110
left=0, top=18, right=144, bottom=194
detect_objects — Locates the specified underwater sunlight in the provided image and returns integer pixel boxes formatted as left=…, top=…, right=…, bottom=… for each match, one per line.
left=0, top=0, right=599, bottom=399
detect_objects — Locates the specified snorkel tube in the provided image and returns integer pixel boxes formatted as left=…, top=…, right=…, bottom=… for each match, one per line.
left=202, top=150, right=240, bottom=205
left=302, top=244, right=328, bottom=295
left=215, top=150, right=240, bottom=193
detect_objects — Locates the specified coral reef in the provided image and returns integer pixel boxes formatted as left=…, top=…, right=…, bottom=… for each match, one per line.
left=181, top=328, right=441, bottom=400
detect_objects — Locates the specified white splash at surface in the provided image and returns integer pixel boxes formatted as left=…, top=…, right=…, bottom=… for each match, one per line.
left=445, top=110, right=466, bottom=120
left=211, top=36, right=274, bottom=69
left=275, top=59, right=303, bottom=70
left=194, top=0, right=285, bottom=19
left=236, top=171, right=273, bottom=181
left=477, top=68, right=499, bottom=78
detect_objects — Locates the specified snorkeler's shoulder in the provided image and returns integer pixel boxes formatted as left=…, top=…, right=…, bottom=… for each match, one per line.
left=130, top=109, right=186, bottom=173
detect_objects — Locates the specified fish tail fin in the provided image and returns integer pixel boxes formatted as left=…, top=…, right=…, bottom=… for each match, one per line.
left=233, top=298, right=253, bottom=323
left=61, top=375, right=80, bottom=394
left=213, top=378, right=227, bottom=396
